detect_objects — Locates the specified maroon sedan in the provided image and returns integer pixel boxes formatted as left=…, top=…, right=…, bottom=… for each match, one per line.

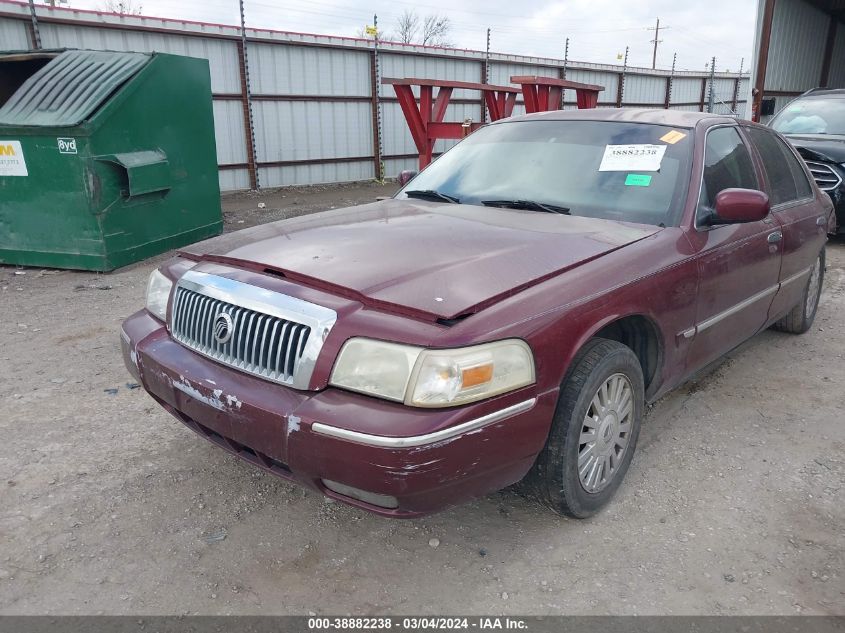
left=121, top=109, right=834, bottom=518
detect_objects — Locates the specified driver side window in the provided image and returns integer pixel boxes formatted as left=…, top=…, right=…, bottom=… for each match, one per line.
left=697, top=127, right=759, bottom=225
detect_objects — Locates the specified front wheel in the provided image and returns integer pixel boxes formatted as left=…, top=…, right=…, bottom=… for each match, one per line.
left=773, top=247, right=825, bottom=334
left=531, top=338, right=644, bottom=518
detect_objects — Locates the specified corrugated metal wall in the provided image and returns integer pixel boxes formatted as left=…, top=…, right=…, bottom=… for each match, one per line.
left=757, top=0, right=845, bottom=122
left=38, top=23, right=243, bottom=92
left=623, top=74, right=666, bottom=105
left=0, top=1, right=750, bottom=192
left=829, top=24, right=845, bottom=88
left=0, top=11, right=27, bottom=48
left=248, top=42, right=375, bottom=188
left=670, top=77, right=704, bottom=107
left=764, top=0, right=829, bottom=92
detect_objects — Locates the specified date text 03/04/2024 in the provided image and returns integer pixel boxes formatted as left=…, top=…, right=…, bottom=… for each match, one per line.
left=307, top=617, right=529, bottom=630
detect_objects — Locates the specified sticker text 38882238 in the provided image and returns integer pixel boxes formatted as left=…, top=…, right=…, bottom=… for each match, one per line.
left=599, top=144, right=666, bottom=172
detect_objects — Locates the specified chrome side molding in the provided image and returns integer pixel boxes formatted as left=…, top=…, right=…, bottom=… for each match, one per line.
left=311, top=398, right=538, bottom=448
left=679, top=263, right=814, bottom=340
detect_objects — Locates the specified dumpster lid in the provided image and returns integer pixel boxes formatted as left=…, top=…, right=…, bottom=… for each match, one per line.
left=0, top=50, right=150, bottom=127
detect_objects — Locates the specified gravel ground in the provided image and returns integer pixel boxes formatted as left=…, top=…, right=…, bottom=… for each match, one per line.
left=0, top=182, right=842, bottom=615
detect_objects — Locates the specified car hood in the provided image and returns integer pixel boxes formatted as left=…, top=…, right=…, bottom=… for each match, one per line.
left=181, top=200, right=661, bottom=321
left=784, top=134, right=845, bottom=163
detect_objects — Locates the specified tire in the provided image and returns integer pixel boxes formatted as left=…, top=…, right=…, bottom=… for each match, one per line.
left=773, top=247, right=825, bottom=335
left=531, top=338, right=644, bottom=518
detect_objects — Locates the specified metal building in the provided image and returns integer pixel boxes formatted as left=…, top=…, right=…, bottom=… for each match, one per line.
left=750, top=0, right=845, bottom=120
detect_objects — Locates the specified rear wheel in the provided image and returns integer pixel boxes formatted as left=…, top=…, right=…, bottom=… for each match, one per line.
left=773, top=247, right=825, bottom=334
left=531, top=338, right=644, bottom=518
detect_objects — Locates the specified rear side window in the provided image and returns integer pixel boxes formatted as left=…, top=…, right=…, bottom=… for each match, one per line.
left=745, top=127, right=813, bottom=205
left=698, top=127, right=758, bottom=222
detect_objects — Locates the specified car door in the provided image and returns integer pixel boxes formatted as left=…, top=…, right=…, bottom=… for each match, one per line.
left=684, top=125, right=783, bottom=374
left=743, top=125, right=828, bottom=322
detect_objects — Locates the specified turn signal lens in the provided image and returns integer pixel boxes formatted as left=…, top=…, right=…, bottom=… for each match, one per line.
left=461, top=363, right=494, bottom=388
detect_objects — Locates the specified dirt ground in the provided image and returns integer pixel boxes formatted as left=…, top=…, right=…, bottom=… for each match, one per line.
left=0, top=181, right=842, bottom=615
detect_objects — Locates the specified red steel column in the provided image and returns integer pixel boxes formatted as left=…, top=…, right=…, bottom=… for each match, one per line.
left=753, top=0, right=776, bottom=120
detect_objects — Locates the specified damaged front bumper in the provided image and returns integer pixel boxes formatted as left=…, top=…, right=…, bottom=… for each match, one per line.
left=120, top=310, right=555, bottom=517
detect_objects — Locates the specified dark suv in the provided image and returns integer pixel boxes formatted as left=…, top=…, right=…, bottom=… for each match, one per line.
left=770, top=88, right=845, bottom=233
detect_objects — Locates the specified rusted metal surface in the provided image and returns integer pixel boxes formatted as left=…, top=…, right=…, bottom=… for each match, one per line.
left=753, top=0, right=777, bottom=121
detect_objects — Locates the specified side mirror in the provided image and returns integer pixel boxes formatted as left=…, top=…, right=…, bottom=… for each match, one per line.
left=397, top=170, right=418, bottom=186
left=710, top=188, right=770, bottom=224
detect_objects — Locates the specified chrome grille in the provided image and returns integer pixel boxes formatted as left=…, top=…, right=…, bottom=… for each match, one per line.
left=171, top=271, right=337, bottom=390
left=805, top=161, right=843, bottom=192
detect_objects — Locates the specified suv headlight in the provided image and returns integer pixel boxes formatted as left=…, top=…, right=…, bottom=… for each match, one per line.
left=330, top=338, right=535, bottom=407
left=145, top=269, right=173, bottom=321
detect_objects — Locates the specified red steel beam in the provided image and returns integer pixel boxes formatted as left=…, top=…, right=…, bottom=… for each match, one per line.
left=483, top=90, right=516, bottom=120
left=384, top=77, right=519, bottom=169
left=511, top=75, right=603, bottom=113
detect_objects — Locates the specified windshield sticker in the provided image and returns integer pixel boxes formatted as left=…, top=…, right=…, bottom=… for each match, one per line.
left=659, top=130, right=687, bottom=144
left=625, top=174, right=652, bottom=187
left=0, top=140, right=28, bottom=177
left=599, top=144, right=666, bottom=172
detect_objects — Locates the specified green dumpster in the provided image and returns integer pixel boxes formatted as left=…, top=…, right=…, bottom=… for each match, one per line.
left=0, top=49, right=223, bottom=271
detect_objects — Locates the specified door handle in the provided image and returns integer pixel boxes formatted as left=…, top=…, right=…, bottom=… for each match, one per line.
left=767, top=231, right=783, bottom=244
left=817, top=216, right=827, bottom=227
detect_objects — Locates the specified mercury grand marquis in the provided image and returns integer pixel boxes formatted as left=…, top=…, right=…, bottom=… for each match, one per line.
left=121, top=109, right=834, bottom=518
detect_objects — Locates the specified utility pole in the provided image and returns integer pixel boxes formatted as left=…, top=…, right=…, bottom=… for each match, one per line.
left=561, top=37, right=569, bottom=109
left=239, top=0, right=259, bottom=189
left=707, top=56, right=716, bottom=113
left=649, top=17, right=665, bottom=70
left=562, top=37, right=569, bottom=79
left=373, top=13, right=384, bottom=181
left=485, top=28, right=491, bottom=83
left=28, top=0, right=41, bottom=49
left=668, top=51, right=676, bottom=109
left=619, top=45, right=629, bottom=107
left=731, top=57, right=744, bottom=115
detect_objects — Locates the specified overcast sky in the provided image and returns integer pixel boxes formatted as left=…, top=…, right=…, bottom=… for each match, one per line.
left=62, top=0, right=758, bottom=73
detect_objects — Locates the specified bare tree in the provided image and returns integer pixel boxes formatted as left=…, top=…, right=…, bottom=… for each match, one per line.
left=421, top=14, right=451, bottom=46
left=394, top=9, right=419, bottom=44
left=392, top=10, right=452, bottom=46
left=100, top=0, right=143, bottom=15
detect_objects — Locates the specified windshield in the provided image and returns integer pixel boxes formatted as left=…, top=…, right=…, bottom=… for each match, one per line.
left=396, top=119, right=693, bottom=227
left=770, top=97, right=845, bottom=135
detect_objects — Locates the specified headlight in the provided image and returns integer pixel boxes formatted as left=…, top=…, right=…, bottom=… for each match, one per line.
left=330, top=338, right=535, bottom=407
left=145, top=269, right=173, bottom=321
left=330, top=339, right=422, bottom=402
left=408, top=341, right=535, bottom=406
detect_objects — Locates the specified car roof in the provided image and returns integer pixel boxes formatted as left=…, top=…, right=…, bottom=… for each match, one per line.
left=800, top=88, right=845, bottom=98
left=502, top=107, right=736, bottom=128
